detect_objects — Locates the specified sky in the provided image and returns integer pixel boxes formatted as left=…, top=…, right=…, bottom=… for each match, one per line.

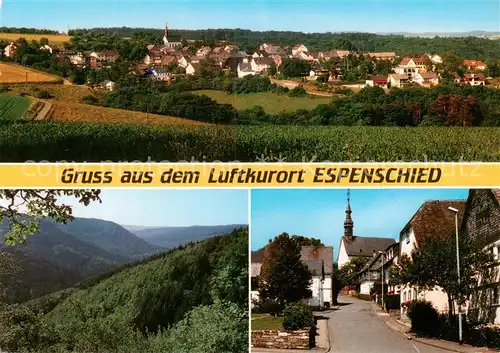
left=56, top=189, right=249, bottom=227
left=250, top=188, right=469, bottom=259
left=1, top=0, right=498, bottom=33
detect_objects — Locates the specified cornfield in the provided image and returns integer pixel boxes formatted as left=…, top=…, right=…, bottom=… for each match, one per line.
left=0, top=121, right=498, bottom=162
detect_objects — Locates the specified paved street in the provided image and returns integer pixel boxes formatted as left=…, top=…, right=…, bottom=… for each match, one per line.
left=326, top=295, right=448, bottom=353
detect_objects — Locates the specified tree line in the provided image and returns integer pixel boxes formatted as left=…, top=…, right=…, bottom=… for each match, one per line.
left=67, top=27, right=500, bottom=59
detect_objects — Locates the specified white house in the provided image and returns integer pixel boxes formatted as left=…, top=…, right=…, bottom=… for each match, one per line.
left=185, top=63, right=199, bottom=76
left=176, top=55, right=189, bottom=68
left=237, top=60, right=257, bottom=78
left=99, top=80, right=116, bottom=91
left=68, top=53, right=85, bottom=66
left=250, top=57, right=275, bottom=73
left=463, top=189, right=500, bottom=324
left=398, top=200, right=466, bottom=318
left=429, top=54, right=443, bottom=64
left=40, top=44, right=53, bottom=54
left=393, top=56, right=431, bottom=78
left=4, top=43, right=17, bottom=58
left=251, top=245, right=334, bottom=310
left=149, top=67, right=171, bottom=81
left=462, top=73, right=486, bottom=86
left=365, top=75, right=388, bottom=88
left=413, top=72, right=439, bottom=86
left=196, top=46, right=212, bottom=57
left=358, top=242, right=400, bottom=296
left=387, top=74, right=410, bottom=88
left=292, top=44, right=308, bottom=56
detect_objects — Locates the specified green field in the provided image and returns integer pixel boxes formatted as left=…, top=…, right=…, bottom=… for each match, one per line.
left=195, top=90, right=332, bottom=114
left=0, top=122, right=498, bottom=162
left=0, top=95, right=31, bottom=120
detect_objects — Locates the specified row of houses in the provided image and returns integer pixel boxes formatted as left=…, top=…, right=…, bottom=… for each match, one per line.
left=353, top=189, right=500, bottom=324
left=366, top=71, right=486, bottom=88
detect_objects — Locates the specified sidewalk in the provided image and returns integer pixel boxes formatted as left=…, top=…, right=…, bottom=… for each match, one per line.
left=371, top=303, right=498, bottom=353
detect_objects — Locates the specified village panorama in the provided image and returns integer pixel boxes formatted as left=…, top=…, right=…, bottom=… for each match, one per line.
left=0, top=22, right=499, bottom=162
left=250, top=188, right=500, bottom=352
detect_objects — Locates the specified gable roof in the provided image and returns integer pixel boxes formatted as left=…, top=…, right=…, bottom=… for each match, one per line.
left=418, top=72, right=438, bottom=79
left=300, top=246, right=333, bottom=274
left=402, top=200, right=466, bottom=246
left=368, top=75, right=388, bottom=83
left=464, top=59, right=486, bottom=67
left=253, top=57, right=275, bottom=66
left=461, top=189, right=500, bottom=231
left=342, top=236, right=396, bottom=258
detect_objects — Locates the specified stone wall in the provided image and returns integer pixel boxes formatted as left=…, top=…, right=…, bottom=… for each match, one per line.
left=251, top=328, right=312, bottom=349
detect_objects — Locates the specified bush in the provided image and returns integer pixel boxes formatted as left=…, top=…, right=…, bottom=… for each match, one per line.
left=470, top=324, right=500, bottom=349
left=283, top=302, right=313, bottom=331
left=383, top=294, right=400, bottom=310
left=0, top=85, right=8, bottom=93
left=81, top=95, right=99, bottom=104
left=36, top=90, right=53, bottom=99
left=252, top=298, right=281, bottom=315
left=288, top=86, right=307, bottom=97
left=407, top=300, right=439, bottom=336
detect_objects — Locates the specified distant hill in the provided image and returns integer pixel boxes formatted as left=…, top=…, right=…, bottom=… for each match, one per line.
left=132, top=224, right=248, bottom=248
left=0, top=218, right=127, bottom=303
left=55, top=217, right=164, bottom=259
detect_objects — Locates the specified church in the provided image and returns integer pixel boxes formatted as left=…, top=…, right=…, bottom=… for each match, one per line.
left=337, top=191, right=396, bottom=269
left=162, top=22, right=182, bottom=50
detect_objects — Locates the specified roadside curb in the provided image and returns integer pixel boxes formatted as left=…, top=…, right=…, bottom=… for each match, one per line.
left=385, top=321, right=412, bottom=340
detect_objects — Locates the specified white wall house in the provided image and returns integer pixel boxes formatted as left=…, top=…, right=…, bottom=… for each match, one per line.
left=4, top=43, right=16, bottom=58
left=251, top=245, right=334, bottom=310
left=463, top=189, right=500, bottom=324
left=292, top=44, right=308, bottom=56
left=250, top=57, right=275, bottom=73
left=237, top=61, right=257, bottom=78
left=399, top=200, right=467, bottom=318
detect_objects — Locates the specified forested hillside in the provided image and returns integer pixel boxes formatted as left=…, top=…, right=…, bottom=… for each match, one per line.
left=69, top=27, right=500, bottom=59
left=0, top=228, right=249, bottom=353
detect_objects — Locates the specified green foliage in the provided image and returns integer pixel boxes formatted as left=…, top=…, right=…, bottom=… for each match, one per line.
left=259, top=233, right=312, bottom=309
left=281, top=59, right=312, bottom=78
left=0, top=85, right=9, bottom=93
left=149, top=300, right=248, bottom=353
left=0, top=190, right=101, bottom=245
left=283, top=302, right=313, bottom=331
left=252, top=298, right=281, bottom=315
left=383, top=294, right=400, bottom=310
left=407, top=300, right=439, bottom=336
left=336, top=257, right=370, bottom=288
left=0, top=94, right=32, bottom=120
left=0, top=121, right=498, bottom=162
left=288, top=86, right=307, bottom=97
left=398, top=231, right=494, bottom=317
left=35, top=90, right=53, bottom=99
left=0, top=229, right=248, bottom=352
left=67, top=27, right=500, bottom=60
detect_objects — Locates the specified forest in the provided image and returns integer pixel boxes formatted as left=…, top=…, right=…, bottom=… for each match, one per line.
left=68, top=27, right=500, bottom=60
left=0, top=228, right=249, bottom=353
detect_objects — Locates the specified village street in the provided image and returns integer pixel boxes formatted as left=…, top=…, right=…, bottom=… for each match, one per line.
left=326, top=295, right=447, bottom=353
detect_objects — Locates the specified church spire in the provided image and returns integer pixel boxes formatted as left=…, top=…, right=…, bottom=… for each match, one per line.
left=164, top=22, right=168, bottom=39
left=344, top=189, right=354, bottom=240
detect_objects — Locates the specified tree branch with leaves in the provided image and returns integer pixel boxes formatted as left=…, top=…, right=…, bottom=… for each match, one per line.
left=0, top=190, right=101, bottom=246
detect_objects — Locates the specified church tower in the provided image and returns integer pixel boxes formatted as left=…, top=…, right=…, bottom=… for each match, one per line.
left=163, top=22, right=169, bottom=45
left=344, top=189, right=354, bottom=241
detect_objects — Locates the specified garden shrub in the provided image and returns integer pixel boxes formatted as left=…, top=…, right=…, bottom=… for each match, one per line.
left=407, top=300, right=439, bottom=336
left=0, top=85, right=8, bottom=93
left=283, top=302, right=313, bottom=331
left=36, top=90, right=53, bottom=99
left=288, top=86, right=307, bottom=97
left=384, top=295, right=401, bottom=310
left=252, top=298, right=281, bottom=316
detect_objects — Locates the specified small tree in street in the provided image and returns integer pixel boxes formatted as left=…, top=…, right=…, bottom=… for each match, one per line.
left=396, top=231, right=493, bottom=318
left=258, top=233, right=312, bottom=310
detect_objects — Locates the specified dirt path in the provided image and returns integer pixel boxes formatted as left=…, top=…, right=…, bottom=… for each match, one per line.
left=270, top=78, right=334, bottom=97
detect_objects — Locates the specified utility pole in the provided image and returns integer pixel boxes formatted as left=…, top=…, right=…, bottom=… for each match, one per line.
left=448, top=206, right=462, bottom=344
